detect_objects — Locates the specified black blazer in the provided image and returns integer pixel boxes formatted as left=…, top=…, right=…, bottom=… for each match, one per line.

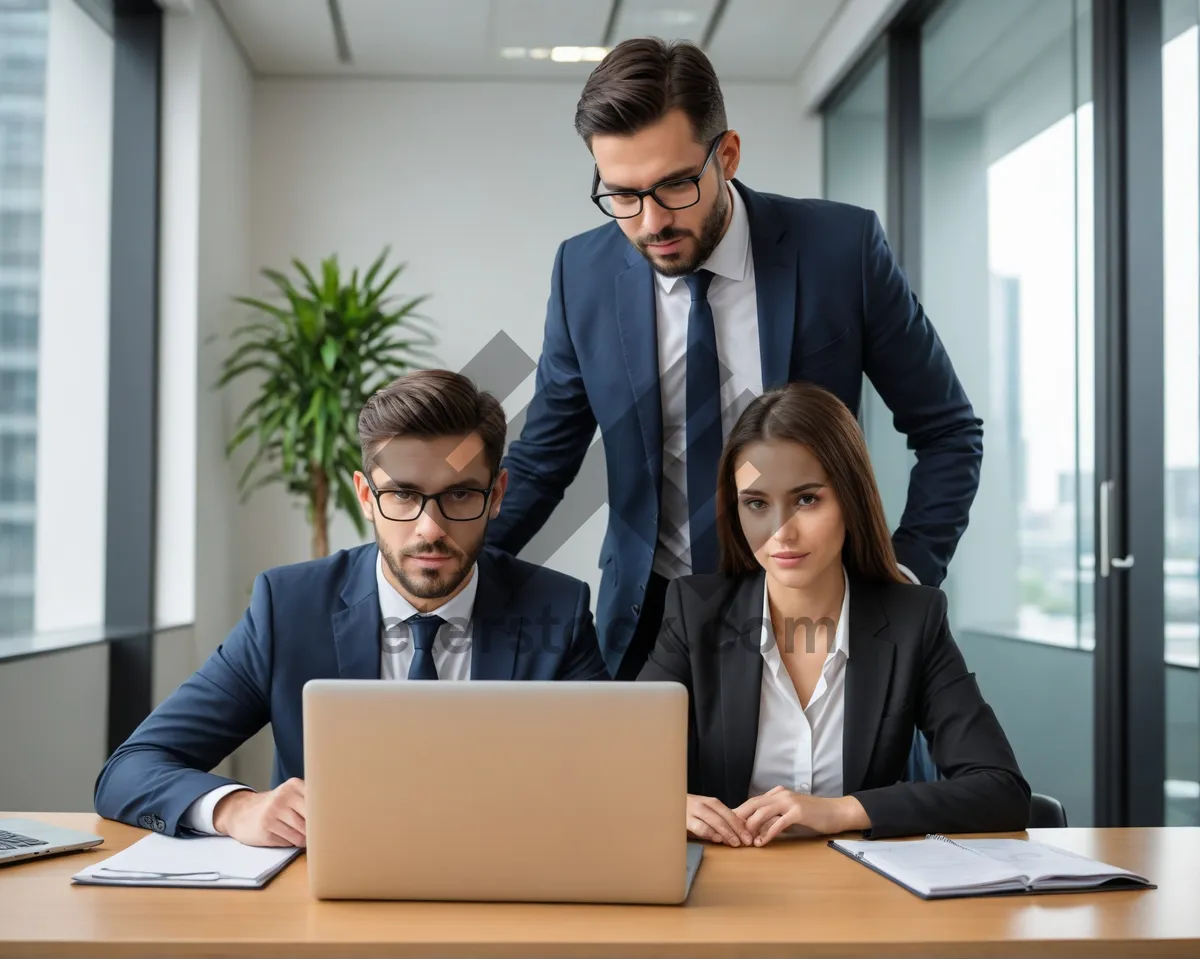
left=637, top=571, right=1030, bottom=839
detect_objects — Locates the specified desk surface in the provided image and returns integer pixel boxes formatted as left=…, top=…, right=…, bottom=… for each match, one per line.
left=1, top=813, right=1197, bottom=959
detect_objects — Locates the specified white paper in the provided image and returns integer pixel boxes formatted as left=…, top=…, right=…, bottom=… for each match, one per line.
left=72, top=832, right=301, bottom=888
left=953, top=838, right=1148, bottom=886
left=833, top=838, right=1025, bottom=896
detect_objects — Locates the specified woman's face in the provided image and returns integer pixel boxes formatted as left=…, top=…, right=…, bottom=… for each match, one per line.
left=733, top=439, right=846, bottom=589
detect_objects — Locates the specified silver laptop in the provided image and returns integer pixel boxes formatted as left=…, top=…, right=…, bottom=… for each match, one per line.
left=0, top=817, right=103, bottom=866
left=302, top=679, right=703, bottom=903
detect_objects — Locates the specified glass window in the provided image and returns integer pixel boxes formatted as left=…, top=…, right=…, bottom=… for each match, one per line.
left=0, top=368, right=36, bottom=414
left=823, top=53, right=915, bottom=527
left=0, top=0, right=46, bottom=638
left=1162, top=0, right=1200, bottom=827
left=0, top=0, right=114, bottom=638
left=824, top=53, right=888, bottom=220
left=917, top=0, right=1094, bottom=822
left=0, top=288, right=37, bottom=348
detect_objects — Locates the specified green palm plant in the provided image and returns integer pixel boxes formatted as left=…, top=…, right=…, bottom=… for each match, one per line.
left=217, top=247, right=435, bottom=558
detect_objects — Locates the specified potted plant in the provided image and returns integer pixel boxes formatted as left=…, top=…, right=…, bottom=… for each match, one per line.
left=217, top=247, right=435, bottom=558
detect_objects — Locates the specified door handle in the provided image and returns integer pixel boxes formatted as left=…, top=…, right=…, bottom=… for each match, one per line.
left=1098, top=479, right=1135, bottom=577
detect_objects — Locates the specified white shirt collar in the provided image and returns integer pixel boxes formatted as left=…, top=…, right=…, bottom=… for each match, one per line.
left=760, top=566, right=851, bottom=673
left=655, top=180, right=750, bottom=294
left=375, top=549, right=479, bottom=628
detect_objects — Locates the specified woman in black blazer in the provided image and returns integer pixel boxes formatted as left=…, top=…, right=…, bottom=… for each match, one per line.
left=639, top=382, right=1029, bottom=846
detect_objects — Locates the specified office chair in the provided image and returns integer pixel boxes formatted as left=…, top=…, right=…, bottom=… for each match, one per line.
left=904, top=733, right=1068, bottom=829
left=904, top=730, right=940, bottom=782
left=1028, top=793, right=1068, bottom=828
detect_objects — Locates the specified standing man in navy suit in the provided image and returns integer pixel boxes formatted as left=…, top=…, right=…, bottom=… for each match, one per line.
left=486, top=38, right=982, bottom=683
left=95, top=370, right=608, bottom=846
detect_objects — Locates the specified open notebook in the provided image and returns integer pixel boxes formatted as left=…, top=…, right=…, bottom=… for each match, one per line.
left=829, top=835, right=1155, bottom=900
left=72, top=833, right=301, bottom=889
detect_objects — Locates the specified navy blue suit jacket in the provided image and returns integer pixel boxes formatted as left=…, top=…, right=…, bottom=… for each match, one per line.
left=93, top=545, right=608, bottom=836
left=486, top=181, right=982, bottom=675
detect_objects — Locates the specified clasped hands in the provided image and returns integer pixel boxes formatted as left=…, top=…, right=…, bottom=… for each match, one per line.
left=687, top=787, right=869, bottom=846
left=215, top=779, right=868, bottom=850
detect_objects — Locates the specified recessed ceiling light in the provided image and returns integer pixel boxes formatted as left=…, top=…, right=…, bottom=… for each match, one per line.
left=582, top=46, right=609, bottom=61
left=529, top=47, right=551, bottom=60
left=501, top=47, right=527, bottom=59
left=551, top=46, right=583, bottom=62
left=661, top=10, right=699, bottom=25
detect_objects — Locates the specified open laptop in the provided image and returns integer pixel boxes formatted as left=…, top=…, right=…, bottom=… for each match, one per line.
left=0, top=818, right=103, bottom=866
left=302, top=679, right=703, bottom=903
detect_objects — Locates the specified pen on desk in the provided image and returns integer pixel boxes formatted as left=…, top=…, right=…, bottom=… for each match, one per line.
left=95, top=868, right=230, bottom=881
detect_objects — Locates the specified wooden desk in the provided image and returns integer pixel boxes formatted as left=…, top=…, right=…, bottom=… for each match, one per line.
left=1, top=813, right=1197, bottom=958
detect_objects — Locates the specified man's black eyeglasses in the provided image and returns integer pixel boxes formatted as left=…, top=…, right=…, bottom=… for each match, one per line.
left=590, top=132, right=726, bottom=219
left=366, top=474, right=495, bottom=522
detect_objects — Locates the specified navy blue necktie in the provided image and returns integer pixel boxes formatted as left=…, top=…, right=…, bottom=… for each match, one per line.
left=683, top=269, right=722, bottom=573
left=407, top=613, right=445, bottom=680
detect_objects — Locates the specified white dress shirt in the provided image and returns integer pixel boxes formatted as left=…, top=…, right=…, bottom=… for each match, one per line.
left=180, top=550, right=479, bottom=835
left=748, top=568, right=850, bottom=799
left=376, top=551, right=478, bottom=682
left=653, top=181, right=763, bottom=579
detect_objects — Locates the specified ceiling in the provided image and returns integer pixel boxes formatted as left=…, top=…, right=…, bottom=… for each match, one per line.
left=213, top=0, right=846, bottom=82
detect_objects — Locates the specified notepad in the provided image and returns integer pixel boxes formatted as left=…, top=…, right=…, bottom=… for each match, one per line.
left=828, top=835, right=1155, bottom=900
left=71, top=832, right=302, bottom=889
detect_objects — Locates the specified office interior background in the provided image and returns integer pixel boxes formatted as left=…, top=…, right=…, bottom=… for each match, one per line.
left=0, top=0, right=1194, bottom=830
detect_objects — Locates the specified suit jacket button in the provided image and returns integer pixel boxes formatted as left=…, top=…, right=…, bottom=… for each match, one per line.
left=631, top=604, right=640, bottom=616
left=139, top=815, right=153, bottom=828
left=154, top=817, right=165, bottom=832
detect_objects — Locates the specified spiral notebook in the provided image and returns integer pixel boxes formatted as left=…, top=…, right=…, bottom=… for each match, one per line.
left=828, top=835, right=1155, bottom=900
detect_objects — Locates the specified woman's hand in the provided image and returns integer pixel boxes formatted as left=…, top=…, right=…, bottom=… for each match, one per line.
left=734, top=787, right=870, bottom=845
left=686, top=794, right=755, bottom=847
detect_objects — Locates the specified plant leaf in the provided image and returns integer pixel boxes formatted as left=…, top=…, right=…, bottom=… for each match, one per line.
left=361, top=246, right=391, bottom=290
left=320, top=336, right=339, bottom=372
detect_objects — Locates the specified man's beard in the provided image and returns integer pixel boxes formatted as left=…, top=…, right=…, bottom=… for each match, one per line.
left=635, top=182, right=729, bottom=277
left=376, top=526, right=483, bottom=599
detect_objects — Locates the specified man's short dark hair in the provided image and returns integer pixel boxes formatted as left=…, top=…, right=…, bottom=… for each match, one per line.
left=574, top=37, right=727, bottom=147
left=358, top=369, right=506, bottom=476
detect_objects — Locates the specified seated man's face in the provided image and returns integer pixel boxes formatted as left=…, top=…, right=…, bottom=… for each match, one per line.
left=355, top=433, right=504, bottom=603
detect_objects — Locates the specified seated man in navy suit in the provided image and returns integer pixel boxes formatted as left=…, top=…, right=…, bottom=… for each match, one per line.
left=94, top=369, right=609, bottom=846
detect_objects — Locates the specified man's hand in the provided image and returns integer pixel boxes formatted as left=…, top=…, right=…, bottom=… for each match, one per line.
left=686, top=794, right=754, bottom=847
left=734, top=787, right=870, bottom=845
left=212, top=778, right=306, bottom=847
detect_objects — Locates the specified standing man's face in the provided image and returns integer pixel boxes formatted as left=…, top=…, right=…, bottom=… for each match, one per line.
left=590, top=108, right=741, bottom=277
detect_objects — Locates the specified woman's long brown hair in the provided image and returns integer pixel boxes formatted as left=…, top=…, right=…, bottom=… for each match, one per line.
left=716, top=381, right=909, bottom=584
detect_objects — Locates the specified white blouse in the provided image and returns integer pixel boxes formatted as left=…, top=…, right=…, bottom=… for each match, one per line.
left=748, top=567, right=849, bottom=798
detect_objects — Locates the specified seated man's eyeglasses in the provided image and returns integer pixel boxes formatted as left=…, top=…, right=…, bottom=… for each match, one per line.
left=590, top=132, right=726, bottom=219
left=366, top=475, right=494, bottom=522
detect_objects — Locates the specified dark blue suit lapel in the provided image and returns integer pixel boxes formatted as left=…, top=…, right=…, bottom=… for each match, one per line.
left=615, top=249, right=663, bottom=486
left=469, top=551, right=520, bottom=680
left=737, top=180, right=797, bottom=390
left=332, top=546, right=382, bottom=680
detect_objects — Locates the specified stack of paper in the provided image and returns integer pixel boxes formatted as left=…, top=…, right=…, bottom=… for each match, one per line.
left=72, top=832, right=302, bottom=888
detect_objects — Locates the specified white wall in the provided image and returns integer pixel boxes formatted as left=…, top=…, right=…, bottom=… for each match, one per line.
left=34, top=0, right=112, bottom=632
left=243, top=77, right=821, bottom=606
